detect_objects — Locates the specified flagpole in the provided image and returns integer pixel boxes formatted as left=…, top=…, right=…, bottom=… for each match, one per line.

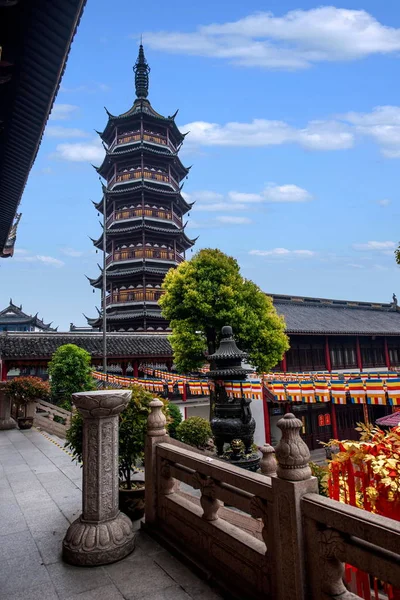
left=102, top=189, right=108, bottom=387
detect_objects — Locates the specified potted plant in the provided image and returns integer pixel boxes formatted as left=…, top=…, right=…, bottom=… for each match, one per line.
left=65, top=384, right=169, bottom=520
left=6, top=376, right=50, bottom=429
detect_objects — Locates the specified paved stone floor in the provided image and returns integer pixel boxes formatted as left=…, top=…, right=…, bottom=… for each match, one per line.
left=0, top=428, right=222, bottom=600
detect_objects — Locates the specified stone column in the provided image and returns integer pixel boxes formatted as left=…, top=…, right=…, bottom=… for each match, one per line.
left=145, top=399, right=168, bottom=525
left=270, top=413, right=318, bottom=600
left=63, top=390, right=135, bottom=566
left=0, top=382, right=16, bottom=430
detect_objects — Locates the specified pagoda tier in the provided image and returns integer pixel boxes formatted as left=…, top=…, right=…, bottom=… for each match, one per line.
left=87, top=45, right=196, bottom=332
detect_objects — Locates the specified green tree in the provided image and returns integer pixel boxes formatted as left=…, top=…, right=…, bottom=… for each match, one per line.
left=48, top=344, right=94, bottom=409
left=167, top=402, right=183, bottom=439
left=159, top=248, right=289, bottom=373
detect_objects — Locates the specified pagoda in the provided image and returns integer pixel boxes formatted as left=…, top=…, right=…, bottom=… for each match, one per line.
left=87, top=45, right=195, bottom=332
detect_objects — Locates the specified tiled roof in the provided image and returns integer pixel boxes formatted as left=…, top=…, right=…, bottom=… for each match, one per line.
left=0, top=302, right=56, bottom=331
left=0, top=0, right=87, bottom=255
left=0, top=332, right=172, bottom=359
left=270, top=293, right=400, bottom=335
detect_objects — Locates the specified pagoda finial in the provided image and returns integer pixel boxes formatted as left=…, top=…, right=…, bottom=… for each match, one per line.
left=134, top=43, right=150, bottom=99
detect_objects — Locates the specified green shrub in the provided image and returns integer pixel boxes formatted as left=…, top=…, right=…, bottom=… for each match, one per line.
left=176, top=416, right=212, bottom=448
left=167, top=402, right=182, bottom=439
left=65, top=384, right=168, bottom=490
left=48, top=344, right=94, bottom=409
left=6, top=376, right=50, bottom=404
left=309, top=461, right=329, bottom=497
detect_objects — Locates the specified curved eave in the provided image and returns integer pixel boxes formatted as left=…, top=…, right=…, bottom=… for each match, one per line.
left=0, top=0, right=87, bottom=255
left=100, top=99, right=184, bottom=145
left=93, top=221, right=194, bottom=250
left=110, top=142, right=175, bottom=158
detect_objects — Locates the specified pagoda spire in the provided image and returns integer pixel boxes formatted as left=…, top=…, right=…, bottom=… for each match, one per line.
left=134, top=43, right=150, bottom=99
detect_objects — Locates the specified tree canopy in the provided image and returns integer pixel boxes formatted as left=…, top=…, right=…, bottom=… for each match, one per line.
left=159, top=248, right=289, bottom=373
left=48, top=344, right=94, bottom=408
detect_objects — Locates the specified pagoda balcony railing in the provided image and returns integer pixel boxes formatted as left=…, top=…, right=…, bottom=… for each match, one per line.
left=106, top=249, right=185, bottom=266
left=106, top=208, right=182, bottom=228
left=105, top=290, right=165, bottom=306
left=108, top=169, right=180, bottom=190
left=109, top=130, right=176, bottom=153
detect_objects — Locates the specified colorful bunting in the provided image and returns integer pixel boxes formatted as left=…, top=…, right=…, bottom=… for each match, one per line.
left=348, top=379, right=366, bottom=404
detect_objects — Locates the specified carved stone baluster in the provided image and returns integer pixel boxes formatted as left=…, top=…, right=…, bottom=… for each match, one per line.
left=192, top=472, right=221, bottom=521
left=145, top=398, right=169, bottom=525
left=160, top=459, right=179, bottom=495
left=319, top=530, right=357, bottom=599
left=259, top=444, right=277, bottom=476
left=62, top=390, right=135, bottom=566
left=270, top=413, right=318, bottom=600
left=275, top=413, right=312, bottom=481
left=250, top=496, right=269, bottom=549
left=148, top=398, right=167, bottom=437
left=0, top=382, right=16, bottom=430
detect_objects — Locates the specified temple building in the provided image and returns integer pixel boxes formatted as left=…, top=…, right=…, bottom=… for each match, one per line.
left=87, top=45, right=195, bottom=332
left=0, top=300, right=57, bottom=332
left=272, top=293, right=400, bottom=372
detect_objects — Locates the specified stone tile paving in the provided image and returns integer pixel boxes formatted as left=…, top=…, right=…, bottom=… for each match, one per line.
left=0, top=428, right=222, bottom=600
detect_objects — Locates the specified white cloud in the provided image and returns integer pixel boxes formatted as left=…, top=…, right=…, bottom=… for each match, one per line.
left=197, top=202, right=246, bottom=212
left=263, top=184, right=312, bottom=203
left=340, top=106, right=400, bottom=158
left=61, top=247, right=84, bottom=258
left=377, top=198, right=391, bottom=207
left=14, top=254, right=64, bottom=267
left=228, top=191, right=263, bottom=203
left=353, top=241, right=396, bottom=251
left=144, top=8, right=400, bottom=70
left=182, top=118, right=353, bottom=151
left=49, top=104, right=78, bottom=121
left=183, top=190, right=224, bottom=203
left=250, top=248, right=315, bottom=258
left=181, top=105, right=400, bottom=157
left=46, top=126, right=89, bottom=139
left=188, top=184, right=312, bottom=213
left=52, top=139, right=105, bottom=162
left=216, top=216, right=252, bottom=225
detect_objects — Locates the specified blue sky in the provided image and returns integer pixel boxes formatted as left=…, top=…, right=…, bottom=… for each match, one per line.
left=2, top=1, right=400, bottom=329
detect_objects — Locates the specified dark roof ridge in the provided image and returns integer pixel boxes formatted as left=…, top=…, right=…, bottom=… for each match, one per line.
left=269, top=292, right=396, bottom=311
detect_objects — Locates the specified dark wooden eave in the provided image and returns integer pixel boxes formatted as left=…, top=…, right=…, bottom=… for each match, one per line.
left=0, top=0, right=87, bottom=255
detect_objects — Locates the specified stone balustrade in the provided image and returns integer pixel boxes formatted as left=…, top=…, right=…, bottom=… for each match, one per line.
left=34, top=399, right=72, bottom=437
left=144, top=405, right=400, bottom=600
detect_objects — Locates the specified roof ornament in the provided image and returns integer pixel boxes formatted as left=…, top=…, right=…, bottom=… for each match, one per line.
left=393, top=293, right=398, bottom=308
left=134, top=43, right=150, bottom=99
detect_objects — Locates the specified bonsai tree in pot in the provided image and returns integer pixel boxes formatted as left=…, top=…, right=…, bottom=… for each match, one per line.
left=6, top=376, right=50, bottom=430
left=65, top=384, right=169, bottom=520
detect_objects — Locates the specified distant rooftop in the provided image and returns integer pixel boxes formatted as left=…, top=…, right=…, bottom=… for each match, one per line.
left=269, top=293, right=400, bottom=335
left=0, top=300, right=57, bottom=332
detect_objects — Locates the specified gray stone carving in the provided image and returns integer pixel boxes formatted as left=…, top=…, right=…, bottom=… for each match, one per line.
left=62, top=390, right=135, bottom=566
left=0, top=382, right=16, bottom=430
left=275, top=413, right=312, bottom=481
left=259, top=444, right=277, bottom=476
left=192, top=472, right=221, bottom=521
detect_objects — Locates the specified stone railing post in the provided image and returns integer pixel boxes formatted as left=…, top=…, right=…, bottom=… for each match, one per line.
left=62, top=390, right=135, bottom=566
left=259, top=444, right=277, bottom=476
left=270, top=413, right=318, bottom=600
left=0, top=382, right=16, bottom=430
left=145, top=399, right=169, bottom=525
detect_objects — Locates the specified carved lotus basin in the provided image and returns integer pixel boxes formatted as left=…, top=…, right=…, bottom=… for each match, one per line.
left=72, top=390, right=131, bottom=418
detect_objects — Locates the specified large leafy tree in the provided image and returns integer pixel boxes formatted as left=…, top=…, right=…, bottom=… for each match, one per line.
left=159, top=248, right=289, bottom=373
left=48, top=344, right=94, bottom=408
